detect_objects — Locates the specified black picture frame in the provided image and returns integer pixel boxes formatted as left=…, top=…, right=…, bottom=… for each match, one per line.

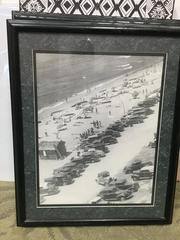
left=7, top=12, right=180, bottom=226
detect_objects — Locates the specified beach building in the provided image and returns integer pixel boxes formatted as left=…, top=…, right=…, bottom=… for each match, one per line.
left=39, top=140, right=67, bottom=160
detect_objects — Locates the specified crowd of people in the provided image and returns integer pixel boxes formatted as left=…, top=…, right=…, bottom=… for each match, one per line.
left=80, top=128, right=95, bottom=139
left=92, top=120, right=102, bottom=128
left=79, top=120, right=102, bottom=139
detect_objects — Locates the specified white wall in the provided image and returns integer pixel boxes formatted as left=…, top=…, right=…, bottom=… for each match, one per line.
left=0, top=1, right=180, bottom=181
left=173, top=0, right=180, bottom=19
left=0, top=3, right=18, bottom=181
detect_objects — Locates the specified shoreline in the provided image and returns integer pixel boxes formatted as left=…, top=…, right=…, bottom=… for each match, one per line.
left=38, top=59, right=163, bottom=121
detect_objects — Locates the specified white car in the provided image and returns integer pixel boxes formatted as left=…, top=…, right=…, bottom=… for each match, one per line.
left=87, top=148, right=105, bottom=157
left=132, top=165, right=154, bottom=181
left=96, top=171, right=111, bottom=186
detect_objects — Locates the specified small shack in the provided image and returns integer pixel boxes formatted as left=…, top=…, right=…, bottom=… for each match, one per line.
left=39, top=140, right=67, bottom=160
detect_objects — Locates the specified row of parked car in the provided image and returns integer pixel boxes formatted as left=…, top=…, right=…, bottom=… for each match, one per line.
left=95, top=161, right=154, bottom=202
left=44, top=95, right=158, bottom=193
left=121, top=96, right=158, bottom=127
left=93, top=96, right=159, bottom=202
left=95, top=171, right=139, bottom=202
left=45, top=149, right=105, bottom=187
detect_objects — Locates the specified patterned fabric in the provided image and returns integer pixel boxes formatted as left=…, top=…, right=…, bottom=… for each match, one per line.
left=19, top=0, right=175, bottom=19
left=21, top=0, right=48, bottom=12
left=20, top=0, right=147, bottom=17
left=146, top=0, right=175, bottom=19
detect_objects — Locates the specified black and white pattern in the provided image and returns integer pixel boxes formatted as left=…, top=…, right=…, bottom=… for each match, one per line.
left=19, top=0, right=175, bottom=18
left=47, top=0, right=148, bottom=17
left=21, top=0, right=47, bottom=12
left=20, top=0, right=147, bottom=17
left=79, top=0, right=96, bottom=15
left=146, top=0, right=175, bottom=19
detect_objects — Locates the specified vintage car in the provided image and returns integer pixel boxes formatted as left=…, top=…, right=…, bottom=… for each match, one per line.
left=97, top=171, right=110, bottom=177
left=98, top=186, right=133, bottom=201
left=138, top=97, right=157, bottom=108
left=123, top=160, right=153, bottom=174
left=53, top=165, right=81, bottom=178
left=113, top=122, right=125, bottom=131
left=63, top=162, right=85, bottom=174
left=44, top=175, right=74, bottom=186
left=130, top=106, right=154, bottom=117
left=114, top=120, right=124, bottom=126
left=100, top=135, right=118, bottom=145
left=120, top=115, right=131, bottom=127
left=148, top=140, right=156, bottom=148
left=85, top=142, right=109, bottom=153
left=81, top=151, right=100, bottom=163
left=40, top=185, right=60, bottom=196
left=44, top=176, right=61, bottom=186
left=126, top=115, right=144, bottom=126
left=107, top=123, right=124, bottom=132
left=60, top=176, right=75, bottom=185
left=87, top=135, right=101, bottom=143
left=143, top=108, right=154, bottom=116
left=53, top=168, right=70, bottom=177
left=86, top=148, right=106, bottom=157
left=128, top=107, right=148, bottom=119
left=103, top=129, right=121, bottom=137
left=96, top=171, right=111, bottom=185
left=98, top=186, right=117, bottom=197
left=109, top=178, right=140, bottom=192
left=131, top=166, right=154, bottom=181
left=60, top=166, right=82, bottom=178
left=71, top=156, right=89, bottom=167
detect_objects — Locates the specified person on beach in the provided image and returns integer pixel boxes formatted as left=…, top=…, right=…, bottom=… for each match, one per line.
left=97, top=120, right=100, bottom=128
left=91, top=128, right=94, bottom=135
left=92, top=120, right=96, bottom=128
left=87, top=129, right=91, bottom=135
left=94, top=120, right=98, bottom=128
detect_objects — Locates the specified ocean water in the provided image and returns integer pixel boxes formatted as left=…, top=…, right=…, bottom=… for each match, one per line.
left=35, top=53, right=163, bottom=110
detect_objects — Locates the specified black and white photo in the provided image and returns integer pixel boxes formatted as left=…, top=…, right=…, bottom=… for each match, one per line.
left=35, top=53, right=164, bottom=205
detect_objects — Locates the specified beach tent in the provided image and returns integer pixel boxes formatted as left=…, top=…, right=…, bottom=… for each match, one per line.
left=39, top=140, right=67, bottom=160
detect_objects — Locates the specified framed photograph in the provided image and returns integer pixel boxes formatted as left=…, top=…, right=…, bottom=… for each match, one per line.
left=7, top=13, right=180, bottom=226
